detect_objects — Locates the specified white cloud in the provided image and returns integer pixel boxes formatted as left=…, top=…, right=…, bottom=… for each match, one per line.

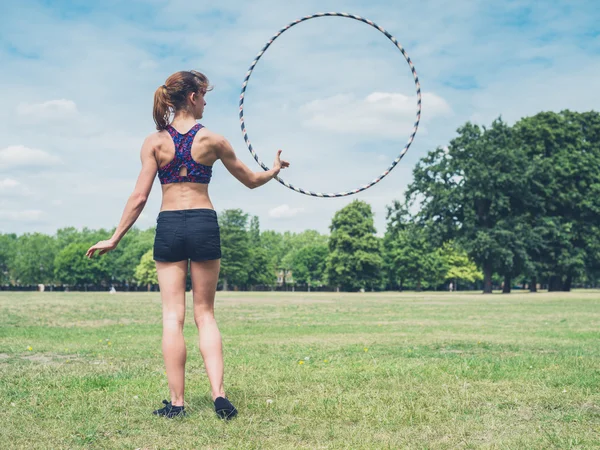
left=0, top=178, right=20, bottom=189
left=0, top=209, right=44, bottom=222
left=268, top=204, right=305, bottom=219
left=16, top=99, right=78, bottom=120
left=300, top=91, right=451, bottom=137
left=0, top=145, right=62, bottom=170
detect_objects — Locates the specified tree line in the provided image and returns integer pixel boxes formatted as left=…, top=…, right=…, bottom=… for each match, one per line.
left=1, top=110, right=598, bottom=293
left=0, top=205, right=480, bottom=292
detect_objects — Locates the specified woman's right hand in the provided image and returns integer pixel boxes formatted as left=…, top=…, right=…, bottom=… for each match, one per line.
left=272, top=149, right=290, bottom=174
left=86, top=239, right=118, bottom=258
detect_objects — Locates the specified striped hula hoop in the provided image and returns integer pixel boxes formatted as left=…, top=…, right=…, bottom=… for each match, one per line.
left=239, top=12, right=421, bottom=198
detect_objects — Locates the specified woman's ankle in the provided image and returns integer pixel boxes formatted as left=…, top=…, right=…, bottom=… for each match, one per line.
left=212, top=391, right=226, bottom=401
left=171, top=397, right=184, bottom=407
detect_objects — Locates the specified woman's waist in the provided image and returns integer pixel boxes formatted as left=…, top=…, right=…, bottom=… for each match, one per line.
left=157, top=208, right=218, bottom=226
left=160, top=186, right=214, bottom=212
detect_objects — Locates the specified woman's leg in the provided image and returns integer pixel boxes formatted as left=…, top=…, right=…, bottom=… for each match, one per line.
left=189, top=259, right=225, bottom=400
left=156, top=260, right=188, bottom=407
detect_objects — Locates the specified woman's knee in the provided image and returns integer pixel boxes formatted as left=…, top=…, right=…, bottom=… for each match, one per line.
left=163, top=308, right=185, bottom=329
left=194, top=310, right=216, bottom=328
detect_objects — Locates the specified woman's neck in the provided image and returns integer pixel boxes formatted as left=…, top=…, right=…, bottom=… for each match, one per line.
left=171, top=111, right=197, bottom=129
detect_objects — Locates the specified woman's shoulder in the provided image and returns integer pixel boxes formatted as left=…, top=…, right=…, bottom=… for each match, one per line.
left=197, top=126, right=220, bottom=139
left=143, top=129, right=170, bottom=146
left=196, top=126, right=227, bottom=147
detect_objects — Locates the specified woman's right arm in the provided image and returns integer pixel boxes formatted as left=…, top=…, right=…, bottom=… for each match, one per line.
left=214, top=135, right=289, bottom=189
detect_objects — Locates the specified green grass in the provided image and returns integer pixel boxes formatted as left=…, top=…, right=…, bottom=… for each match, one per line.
left=1, top=290, right=599, bottom=449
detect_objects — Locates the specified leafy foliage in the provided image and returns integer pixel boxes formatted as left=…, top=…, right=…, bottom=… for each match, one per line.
left=134, top=249, right=158, bottom=287
left=326, top=200, right=383, bottom=291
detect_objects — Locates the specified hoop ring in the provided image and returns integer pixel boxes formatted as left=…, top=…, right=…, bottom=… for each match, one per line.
left=239, top=12, right=421, bottom=198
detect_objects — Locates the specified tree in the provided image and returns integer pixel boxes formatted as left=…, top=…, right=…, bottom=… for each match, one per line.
left=110, top=227, right=155, bottom=287
left=54, top=242, right=110, bottom=288
left=326, top=200, right=383, bottom=291
left=383, top=201, right=447, bottom=291
left=280, top=230, right=329, bottom=288
left=246, top=216, right=276, bottom=288
left=514, top=110, right=600, bottom=291
left=407, top=118, right=532, bottom=293
left=218, top=209, right=250, bottom=290
left=440, top=241, right=482, bottom=290
left=14, top=233, right=58, bottom=285
left=134, top=249, right=158, bottom=289
left=291, top=244, right=328, bottom=289
left=0, top=233, right=17, bottom=284
left=261, top=230, right=284, bottom=267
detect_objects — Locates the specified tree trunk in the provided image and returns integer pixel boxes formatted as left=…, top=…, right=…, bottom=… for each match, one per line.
left=530, top=277, right=537, bottom=293
left=502, top=275, right=511, bottom=294
left=563, top=274, right=572, bottom=292
left=223, top=277, right=229, bottom=291
left=548, top=275, right=562, bottom=292
left=483, top=263, right=493, bottom=294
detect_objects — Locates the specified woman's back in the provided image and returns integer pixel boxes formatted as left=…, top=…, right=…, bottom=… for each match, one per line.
left=153, top=121, right=218, bottom=212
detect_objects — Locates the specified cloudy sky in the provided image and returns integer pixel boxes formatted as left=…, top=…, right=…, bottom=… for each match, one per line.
left=1, top=0, right=599, bottom=236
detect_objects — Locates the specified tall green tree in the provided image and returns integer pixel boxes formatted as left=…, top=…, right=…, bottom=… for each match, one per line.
left=407, top=119, right=532, bottom=293
left=218, top=209, right=250, bottom=290
left=326, top=200, right=383, bottom=291
left=514, top=110, right=600, bottom=291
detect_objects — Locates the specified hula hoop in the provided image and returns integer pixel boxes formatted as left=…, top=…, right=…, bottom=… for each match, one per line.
left=239, top=12, right=421, bottom=198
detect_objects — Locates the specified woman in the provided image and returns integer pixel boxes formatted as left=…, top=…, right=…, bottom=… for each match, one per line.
left=86, top=70, right=289, bottom=419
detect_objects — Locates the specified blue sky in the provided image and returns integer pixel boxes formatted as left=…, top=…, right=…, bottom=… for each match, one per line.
left=1, top=0, right=599, bottom=236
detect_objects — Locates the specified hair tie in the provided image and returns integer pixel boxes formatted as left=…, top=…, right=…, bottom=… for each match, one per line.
left=162, top=85, right=167, bottom=89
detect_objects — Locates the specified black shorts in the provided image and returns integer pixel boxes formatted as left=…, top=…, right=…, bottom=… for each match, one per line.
left=153, top=209, right=221, bottom=262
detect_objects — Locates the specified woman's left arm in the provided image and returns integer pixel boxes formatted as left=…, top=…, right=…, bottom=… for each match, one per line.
left=86, top=137, right=158, bottom=258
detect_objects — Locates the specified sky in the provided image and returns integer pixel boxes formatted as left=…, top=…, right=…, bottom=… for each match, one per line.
left=1, top=0, right=599, bottom=237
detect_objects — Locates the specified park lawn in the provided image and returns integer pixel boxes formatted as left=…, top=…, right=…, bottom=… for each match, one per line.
left=0, top=290, right=599, bottom=449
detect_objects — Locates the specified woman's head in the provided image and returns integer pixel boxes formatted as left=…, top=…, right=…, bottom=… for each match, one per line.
left=153, top=70, right=213, bottom=130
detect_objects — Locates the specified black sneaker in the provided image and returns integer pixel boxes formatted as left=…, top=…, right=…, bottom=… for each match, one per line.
left=214, top=397, right=238, bottom=420
left=153, top=400, right=186, bottom=418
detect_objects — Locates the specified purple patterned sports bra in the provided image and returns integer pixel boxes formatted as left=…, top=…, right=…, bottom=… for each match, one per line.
left=158, top=124, right=213, bottom=184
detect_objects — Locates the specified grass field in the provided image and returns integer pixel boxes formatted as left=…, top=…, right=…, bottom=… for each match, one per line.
left=0, top=290, right=599, bottom=449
